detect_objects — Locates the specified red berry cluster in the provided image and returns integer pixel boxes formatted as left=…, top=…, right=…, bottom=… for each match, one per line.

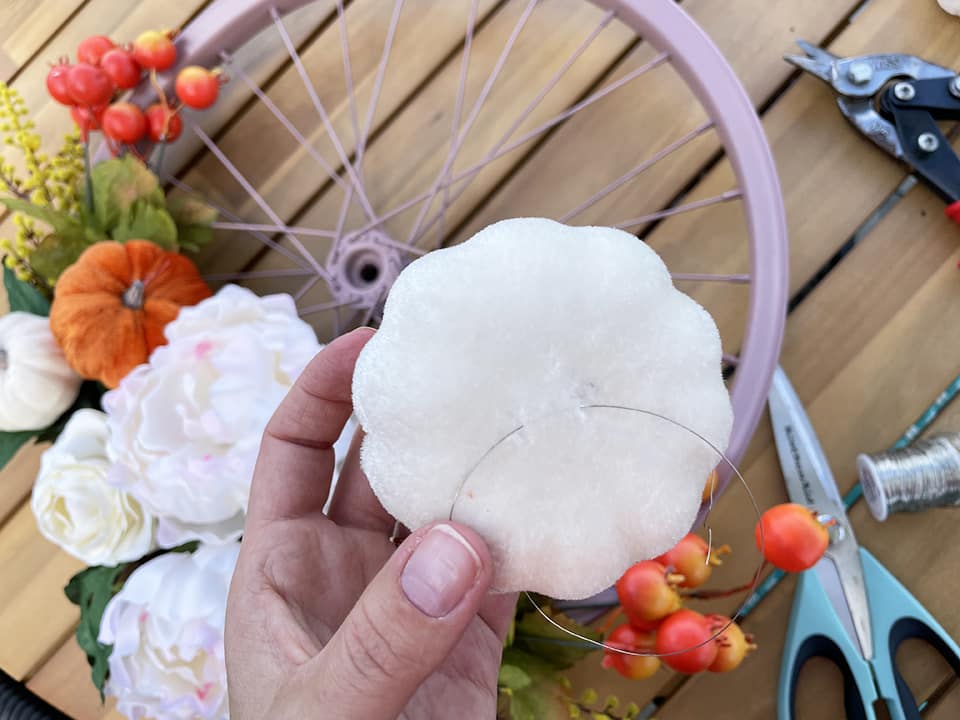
left=605, top=535, right=753, bottom=679
left=603, top=481, right=833, bottom=680
left=45, top=31, right=222, bottom=149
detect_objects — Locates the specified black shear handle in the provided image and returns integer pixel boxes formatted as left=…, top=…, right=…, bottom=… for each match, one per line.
left=883, top=76, right=960, bottom=208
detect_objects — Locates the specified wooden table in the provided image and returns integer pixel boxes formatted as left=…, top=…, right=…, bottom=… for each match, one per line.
left=2, top=1, right=960, bottom=717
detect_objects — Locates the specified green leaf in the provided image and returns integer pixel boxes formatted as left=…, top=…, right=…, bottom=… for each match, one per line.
left=167, top=194, right=217, bottom=253
left=508, top=678, right=570, bottom=720
left=0, top=197, right=86, bottom=240
left=0, top=430, right=36, bottom=473
left=64, top=563, right=128, bottom=700
left=514, top=608, right=603, bottom=670
left=499, top=664, right=532, bottom=691
left=35, top=381, right=105, bottom=444
left=3, top=264, right=50, bottom=315
left=110, top=201, right=178, bottom=250
left=89, top=156, right=164, bottom=230
left=28, top=233, right=91, bottom=282
left=166, top=193, right=217, bottom=226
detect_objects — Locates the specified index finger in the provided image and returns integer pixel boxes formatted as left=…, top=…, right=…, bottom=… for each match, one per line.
left=245, top=327, right=375, bottom=534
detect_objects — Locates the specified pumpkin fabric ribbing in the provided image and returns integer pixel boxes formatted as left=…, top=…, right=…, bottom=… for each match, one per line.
left=50, top=240, right=211, bottom=387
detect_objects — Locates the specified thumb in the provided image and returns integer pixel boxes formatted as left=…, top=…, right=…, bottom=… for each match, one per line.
left=307, top=522, right=496, bottom=719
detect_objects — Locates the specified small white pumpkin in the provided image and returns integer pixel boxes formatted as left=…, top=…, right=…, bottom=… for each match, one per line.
left=0, top=312, right=82, bottom=431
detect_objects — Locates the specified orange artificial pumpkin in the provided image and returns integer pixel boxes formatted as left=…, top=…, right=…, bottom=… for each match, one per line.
left=50, top=240, right=211, bottom=387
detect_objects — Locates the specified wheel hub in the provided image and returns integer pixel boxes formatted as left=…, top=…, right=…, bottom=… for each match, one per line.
left=328, top=230, right=406, bottom=312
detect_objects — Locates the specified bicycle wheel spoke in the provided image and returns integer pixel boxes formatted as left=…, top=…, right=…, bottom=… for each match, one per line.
left=357, top=0, right=404, bottom=176
left=435, top=0, right=480, bottom=247
left=411, top=49, right=669, bottom=245
left=271, top=6, right=378, bottom=223
left=670, top=272, right=750, bottom=284
left=225, top=58, right=354, bottom=201
left=192, top=124, right=331, bottom=281
left=295, top=274, right=323, bottom=301
left=615, top=189, right=742, bottom=230
left=405, top=0, right=539, bottom=245
left=336, top=0, right=361, bottom=152
left=211, top=221, right=336, bottom=238
left=345, top=48, right=665, bottom=246
left=166, top=176, right=313, bottom=271
left=561, top=120, right=713, bottom=223
left=299, top=299, right=356, bottom=317
left=204, top=268, right=315, bottom=282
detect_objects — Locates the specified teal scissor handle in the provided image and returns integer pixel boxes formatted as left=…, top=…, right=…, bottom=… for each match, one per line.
left=778, top=558, right=877, bottom=720
left=778, top=548, right=960, bottom=720
left=861, top=548, right=960, bottom=720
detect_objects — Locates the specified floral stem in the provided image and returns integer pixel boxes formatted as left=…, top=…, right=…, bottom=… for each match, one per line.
left=0, top=168, right=28, bottom=200
left=596, top=606, right=623, bottom=635
left=83, top=139, right=94, bottom=214
left=681, top=563, right=768, bottom=600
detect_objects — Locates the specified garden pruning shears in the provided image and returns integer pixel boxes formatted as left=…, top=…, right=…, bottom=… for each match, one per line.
left=785, top=41, right=960, bottom=224
left=768, top=367, right=960, bottom=720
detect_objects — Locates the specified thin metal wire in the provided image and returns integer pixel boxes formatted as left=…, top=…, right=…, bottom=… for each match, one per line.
left=446, top=403, right=765, bottom=658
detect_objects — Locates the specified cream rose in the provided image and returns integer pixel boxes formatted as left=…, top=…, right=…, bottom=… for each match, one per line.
left=31, top=409, right=153, bottom=565
left=99, top=543, right=239, bottom=720
left=104, top=285, right=321, bottom=547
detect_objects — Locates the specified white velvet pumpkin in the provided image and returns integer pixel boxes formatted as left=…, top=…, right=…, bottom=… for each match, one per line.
left=0, top=312, right=82, bottom=431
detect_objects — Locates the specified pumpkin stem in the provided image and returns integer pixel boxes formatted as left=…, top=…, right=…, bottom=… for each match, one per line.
left=0, top=348, right=7, bottom=372
left=122, top=280, right=146, bottom=310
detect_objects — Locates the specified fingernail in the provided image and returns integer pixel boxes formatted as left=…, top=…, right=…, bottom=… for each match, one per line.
left=401, top=524, right=481, bottom=618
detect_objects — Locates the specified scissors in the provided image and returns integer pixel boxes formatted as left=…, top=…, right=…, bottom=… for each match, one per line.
left=769, top=367, right=960, bottom=719
left=785, top=41, right=960, bottom=224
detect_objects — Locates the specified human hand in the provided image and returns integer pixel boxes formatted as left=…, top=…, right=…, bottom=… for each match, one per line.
left=225, top=328, right=517, bottom=719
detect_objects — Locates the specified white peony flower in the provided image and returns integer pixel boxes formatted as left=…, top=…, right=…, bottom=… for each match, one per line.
left=31, top=409, right=154, bottom=565
left=0, top=311, right=82, bottom=431
left=99, top=543, right=239, bottom=720
left=104, top=285, right=321, bottom=547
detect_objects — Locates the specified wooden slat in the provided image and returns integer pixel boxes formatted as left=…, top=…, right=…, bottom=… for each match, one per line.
left=26, top=637, right=117, bottom=720
left=0, top=503, right=83, bottom=679
left=0, top=0, right=85, bottom=81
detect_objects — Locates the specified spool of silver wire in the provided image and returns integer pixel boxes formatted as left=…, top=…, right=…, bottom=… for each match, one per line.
left=857, top=433, right=960, bottom=521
